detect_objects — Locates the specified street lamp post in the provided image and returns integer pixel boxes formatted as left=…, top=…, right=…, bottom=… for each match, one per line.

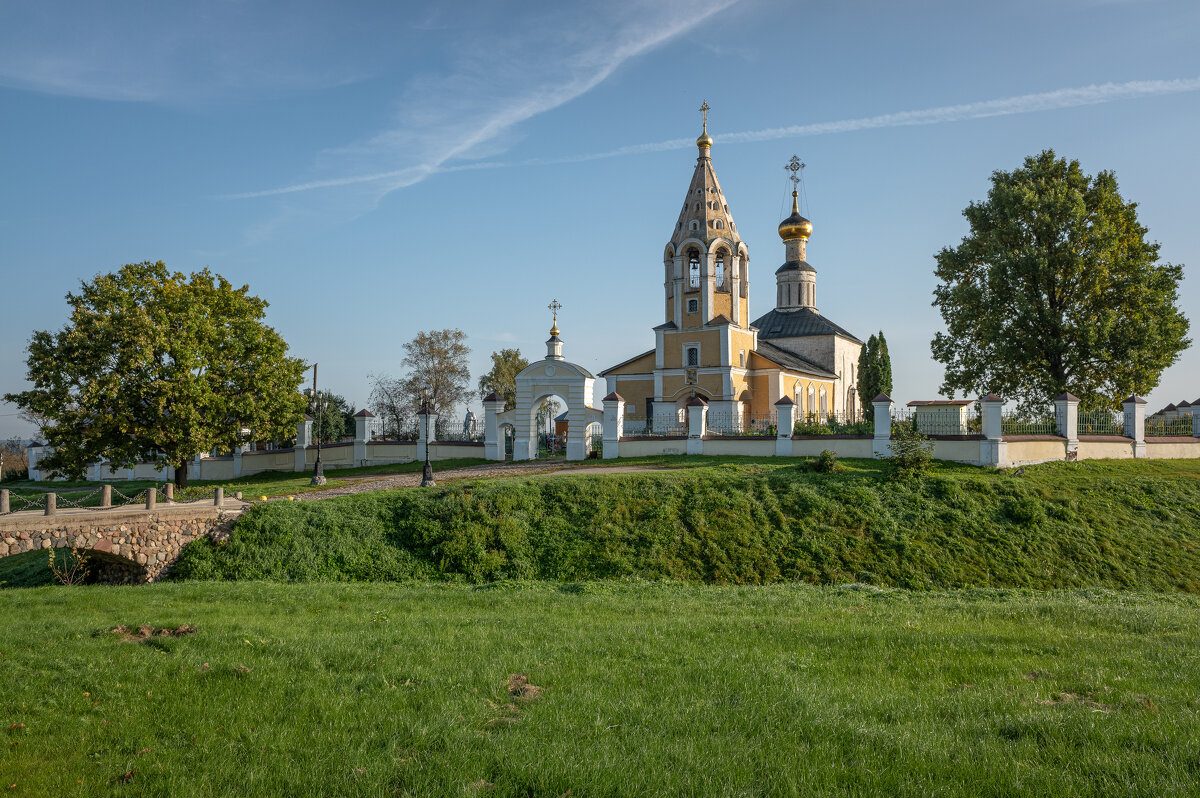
left=421, top=391, right=436, bottom=487
left=310, top=363, right=326, bottom=486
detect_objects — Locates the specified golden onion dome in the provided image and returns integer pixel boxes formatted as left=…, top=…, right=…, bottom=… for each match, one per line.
left=778, top=192, right=812, bottom=240
left=696, top=130, right=713, bottom=149
left=549, top=321, right=560, bottom=337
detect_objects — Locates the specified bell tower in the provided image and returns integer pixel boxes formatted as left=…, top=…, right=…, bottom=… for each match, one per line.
left=775, top=155, right=817, bottom=313
left=662, top=102, right=750, bottom=333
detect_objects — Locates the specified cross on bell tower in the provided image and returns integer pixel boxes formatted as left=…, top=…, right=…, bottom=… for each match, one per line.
left=546, top=298, right=564, bottom=360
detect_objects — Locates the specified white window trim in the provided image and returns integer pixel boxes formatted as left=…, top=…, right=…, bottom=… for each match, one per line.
left=683, top=343, right=701, bottom=368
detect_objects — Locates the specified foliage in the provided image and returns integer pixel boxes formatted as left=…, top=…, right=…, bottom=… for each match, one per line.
left=3, top=262, right=308, bottom=486
left=370, top=329, right=471, bottom=425
left=3, top=582, right=1200, bottom=795
left=793, top=415, right=873, bottom=436
left=1, top=438, right=28, bottom=482
left=931, top=150, right=1190, bottom=412
left=857, top=331, right=894, bottom=420
left=46, top=546, right=90, bottom=586
left=304, top=389, right=353, bottom=444
left=477, top=348, right=528, bottom=408
left=888, top=423, right=935, bottom=479
left=170, top=457, right=1200, bottom=591
left=814, top=449, right=841, bottom=473
left=367, top=373, right=411, bottom=438
left=536, top=397, right=562, bottom=434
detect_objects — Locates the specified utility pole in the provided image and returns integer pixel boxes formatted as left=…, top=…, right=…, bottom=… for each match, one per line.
left=310, top=363, right=326, bottom=486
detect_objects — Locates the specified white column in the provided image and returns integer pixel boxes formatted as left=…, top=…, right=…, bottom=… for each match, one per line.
left=1054, top=392, right=1079, bottom=458
left=295, top=416, right=312, bottom=472
left=565, top=385, right=587, bottom=462
left=980, top=394, right=1006, bottom=467
left=27, top=444, right=41, bottom=481
left=603, top=392, right=624, bottom=460
left=483, top=394, right=506, bottom=461
left=1123, top=395, right=1146, bottom=457
left=686, top=399, right=707, bottom=455
left=775, top=397, right=795, bottom=457
left=872, top=395, right=893, bottom=458
left=353, top=410, right=372, bottom=466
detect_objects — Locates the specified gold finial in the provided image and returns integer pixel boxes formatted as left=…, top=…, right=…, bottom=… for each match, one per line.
left=548, top=298, right=562, bottom=337
left=696, top=100, right=713, bottom=149
left=778, top=155, right=812, bottom=241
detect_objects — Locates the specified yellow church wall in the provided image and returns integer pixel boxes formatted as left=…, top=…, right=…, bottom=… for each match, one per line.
left=662, top=330, right=721, bottom=368
left=613, top=378, right=654, bottom=420
left=605, top=352, right=655, bottom=376
left=711, top=291, right=732, bottom=321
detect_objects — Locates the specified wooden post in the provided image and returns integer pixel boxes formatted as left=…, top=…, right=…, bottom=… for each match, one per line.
left=101, top=485, right=112, bottom=508
left=45, top=492, right=56, bottom=517
left=146, top=488, right=156, bottom=510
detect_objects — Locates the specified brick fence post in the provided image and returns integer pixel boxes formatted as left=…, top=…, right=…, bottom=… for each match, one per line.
left=1123, top=395, right=1146, bottom=458
left=686, top=397, right=708, bottom=455
left=1054, top=392, right=1079, bottom=459
left=774, top=397, right=795, bottom=457
left=483, top=393, right=507, bottom=462
left=602, top=392, right=624, bottom=460
left=980, top=394, right=1006, bottom=467
left=872, top=394, right=893, bottom=458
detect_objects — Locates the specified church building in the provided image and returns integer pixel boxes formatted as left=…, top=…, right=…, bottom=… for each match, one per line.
left=600, top=114, right=862, bottom=431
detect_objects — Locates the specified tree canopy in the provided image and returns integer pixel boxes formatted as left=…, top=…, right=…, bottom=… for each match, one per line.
left=305, top=389, right=355, bottom=445
left=931, top=150, right=1189, bottom=411
left=400, top=329, right=472, bottom=418
left=856, top=332, right=893, bottom=419
left=4, top=261, right=308, bottom=485
left=477, top=348, right=528, bottom=408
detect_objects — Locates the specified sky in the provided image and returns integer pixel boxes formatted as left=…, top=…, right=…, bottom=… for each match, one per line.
left=1, top=0, right=1198, bottom=438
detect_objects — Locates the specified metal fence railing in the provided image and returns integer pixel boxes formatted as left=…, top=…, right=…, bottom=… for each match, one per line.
left=434, top=426, right=486, bottom=442
left=1078, top=410, right=1125, bottom=436
left=889, top=409, right=980, bottom=437
left=794, top=412, right=872, bottom=436
left=1000, top=411, right=1059, bottom=436
left=620, top=419, right=687, bottom=438
left=1146, top=416, right=1195, bottom=437
left=706, top=411, right=777, bottom=437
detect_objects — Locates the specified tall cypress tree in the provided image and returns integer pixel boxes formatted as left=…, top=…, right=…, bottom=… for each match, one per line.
left=876, top=331, right=894, bottom=400
left=858, top=333, right=879, bottom=419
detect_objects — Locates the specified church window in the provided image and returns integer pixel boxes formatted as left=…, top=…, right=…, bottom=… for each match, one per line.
left=686, top=346, right=699, bottom=367
left=715, top=251, right=726, bottom=287
left=694, top=203, right=700, bottom=211
left=687, top=298, right=698, bottom=313
left=740, top=350, right=746, bottom=368
left=688, top=249, right=700, bottom=288
left=689, top=220, right=699, bottom=232
left=808, top=386, right=816, bottom=417
left=714, top=219, right=724, bottom=230
left=820, top=389, right=828, bottom=419
left=787, top=284, right=792, bottom=305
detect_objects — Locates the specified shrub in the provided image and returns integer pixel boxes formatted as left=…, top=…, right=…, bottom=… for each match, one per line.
left=814, top=449, right=841, bottom=473
left=888, top=424, right=934, bottom=479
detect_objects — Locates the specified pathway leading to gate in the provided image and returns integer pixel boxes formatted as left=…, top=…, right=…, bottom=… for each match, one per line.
left=289, top=461, right=674, bottom=501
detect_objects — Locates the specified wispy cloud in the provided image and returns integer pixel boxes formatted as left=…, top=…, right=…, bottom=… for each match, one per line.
left=225, top=0, right=738, bottom=201
left=228, top=74, right=1200, bottom=200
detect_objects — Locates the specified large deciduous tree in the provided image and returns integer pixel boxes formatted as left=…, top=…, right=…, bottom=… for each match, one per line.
left=4, top=261, right=308, bottom=486
left=389, top=329, right=471, bottom=420
left=932, top=150, right=1189, bottom=411
left=477, top=348, right=528, bottom=408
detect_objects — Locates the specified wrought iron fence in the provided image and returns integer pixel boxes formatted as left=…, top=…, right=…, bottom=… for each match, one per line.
left=889, top=408, right=980, bottom=437
left=1078, top=410, right=1124, bottom=436
left=1000, top=411, right=1059, bottom=436
left=706, top=410, right=777, bottom=437
left=620, top=418, right=687, bottom=437
left=1146, top=416, right=1195, bottom=437
left=795, top=411, right=873, bottom=436
left=588, top=430, right=604, bottom=457
left=434, top=426, right=486, bottom=442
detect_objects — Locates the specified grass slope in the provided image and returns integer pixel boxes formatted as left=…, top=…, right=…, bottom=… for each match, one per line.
left=171, top=458, right=1200, bottom=591
left=0, top=582, right=1197, bottom=796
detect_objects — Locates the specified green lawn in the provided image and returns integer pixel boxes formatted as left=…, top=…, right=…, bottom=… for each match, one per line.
left=0, top=582, right=1197, bottom=796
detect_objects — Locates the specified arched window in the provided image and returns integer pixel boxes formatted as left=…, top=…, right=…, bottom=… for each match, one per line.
left=820, top=389, right=828, bottom=419
left=713, top=219, right=723, bottom=230
left=715, top=250, right=726, bottom=288
left=808, top=386, right=816, bottom=418
left=688, top=249, right=700, bottom=288
left=794, top=381, right=803, bottom=413
left=686, top=347, right=699, bottom=367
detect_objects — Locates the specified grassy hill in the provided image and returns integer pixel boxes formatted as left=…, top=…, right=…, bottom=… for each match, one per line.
left=167, top=458, right=1200, bottom=592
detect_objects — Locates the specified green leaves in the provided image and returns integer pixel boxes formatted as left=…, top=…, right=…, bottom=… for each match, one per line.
left=4, top=261, right=307, bottom=481
left=931, top=150, right=1190, bottom=411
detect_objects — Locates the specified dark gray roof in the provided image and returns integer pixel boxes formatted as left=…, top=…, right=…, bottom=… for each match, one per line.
left=652, top=320, right=678, bottom=331
left=775, top=259, right=816, bottom=274
left=750, top=307, right=862, bottom=344
left=754, top=340, right=837, bottom=378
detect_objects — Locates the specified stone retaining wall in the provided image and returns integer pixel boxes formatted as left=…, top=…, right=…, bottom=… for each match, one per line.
left=0, top=505, right=239, bottom=584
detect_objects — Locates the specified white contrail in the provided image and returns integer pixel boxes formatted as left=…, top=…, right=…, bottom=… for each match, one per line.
left=227, top=75, right=1200, bottom=198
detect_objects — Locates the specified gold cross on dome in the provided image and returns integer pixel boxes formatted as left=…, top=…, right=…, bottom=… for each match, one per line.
left=699, top=101, right=710, bottom=132
left=548, top=299, right=561, bottom=322
left=786, top=155, right=806, bottom=189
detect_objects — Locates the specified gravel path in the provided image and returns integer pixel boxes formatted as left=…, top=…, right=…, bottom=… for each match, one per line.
left=291, top=461, right=671, bottom=501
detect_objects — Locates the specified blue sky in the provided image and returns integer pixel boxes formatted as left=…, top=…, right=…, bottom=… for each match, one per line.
left=2, top=0, right=1198, bottom=437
